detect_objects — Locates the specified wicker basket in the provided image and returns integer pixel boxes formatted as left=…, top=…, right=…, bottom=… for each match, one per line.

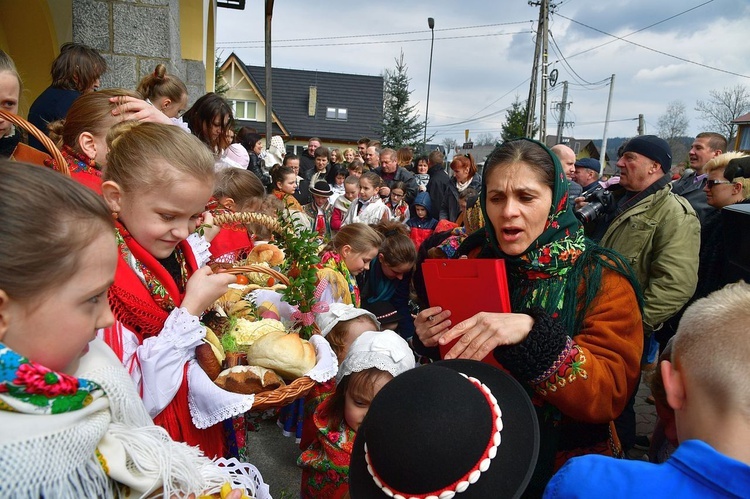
left=221, top=264, right=318, bottom=411
left=0, top=109, right=69, bottom=175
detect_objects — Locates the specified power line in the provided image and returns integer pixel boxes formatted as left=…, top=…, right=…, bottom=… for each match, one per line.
left=217, top=20, right=533, bottom=46
left=548, top=31, right=609, bottom=87
left=556, top=12, right=750, bottom=78
left=553, top=0, right=715, bottom=60
left=218, top=30, right=532, bottom=49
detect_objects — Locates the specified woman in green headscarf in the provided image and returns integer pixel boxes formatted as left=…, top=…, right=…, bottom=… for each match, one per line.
left=415, top=139, right=644, bottom=494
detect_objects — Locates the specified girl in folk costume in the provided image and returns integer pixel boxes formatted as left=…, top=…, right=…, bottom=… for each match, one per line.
left=386, top=181, right=410, bottom=223
left=303, top=180, right=335, bottom=240
left=331, top=175, right=359, bottom=235
left=99, top=122, right=254, bottom=459
left=298, top=304, right=381, bottom=451
left=136, top=63, right=189, bottom=129
left=298, top=331, right=415, bottom=499
left=316, top=223, right=382, bottom=308
left=46, top=89, right=141, bottom=193
left=209, top=167, right=265, bottom=262
left=341, top=171, right=390, bottom=226
left=269, top=163, right=305, bottom=212
left=0, top=161, right=259, bottom=498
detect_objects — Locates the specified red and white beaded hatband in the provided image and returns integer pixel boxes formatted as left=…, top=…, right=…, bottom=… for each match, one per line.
left=364, top=373, right=503, bottom=499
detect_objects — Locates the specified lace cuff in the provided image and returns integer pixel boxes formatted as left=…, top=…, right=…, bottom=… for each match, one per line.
left=187, top=232, right=212, bottom=267
left=162, top=308, right=206, bottom=352
left=306, top=335, right=338, bottom=383
left=187, top=361, right=255, bottom=429
left=493, top=307, right=569, bottom=383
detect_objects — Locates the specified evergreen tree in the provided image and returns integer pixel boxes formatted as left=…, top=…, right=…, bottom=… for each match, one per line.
left=379, top=51, right=428, bottom=149
left=501, top=96, right=536, bottom=142
left=215, top=53, right=230, bottom=96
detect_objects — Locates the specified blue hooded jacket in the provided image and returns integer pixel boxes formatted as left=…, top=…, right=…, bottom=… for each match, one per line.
left=407, top=192, right=438, bottom=230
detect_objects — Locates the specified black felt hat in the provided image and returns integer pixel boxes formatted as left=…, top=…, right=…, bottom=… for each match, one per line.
left=349, top=360, right=539, bottom=499
left=364, top=300, right=406, bottom=326
left=309, top=180, right=333, bottom=196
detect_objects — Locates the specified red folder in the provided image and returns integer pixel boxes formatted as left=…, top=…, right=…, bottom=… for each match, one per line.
left=422, top=259, right=511, bottom=367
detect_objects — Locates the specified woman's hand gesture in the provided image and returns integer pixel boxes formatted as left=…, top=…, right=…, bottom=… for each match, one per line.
left=439, top=312, right=534, bottom=361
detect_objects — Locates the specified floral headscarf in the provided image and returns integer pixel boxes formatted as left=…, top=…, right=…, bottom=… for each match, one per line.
left=460, top=138, right=640, bottom=333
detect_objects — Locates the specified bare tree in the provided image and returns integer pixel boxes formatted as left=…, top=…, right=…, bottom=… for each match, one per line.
left=657, top=101, right=688, bottom=140
left=657, top=100, right=689, bottom=164
left=695, top=85, right=750, bottom=143
left=475, top=132, right=499, bottom=147
left=441, top=137, right=458, bottom=153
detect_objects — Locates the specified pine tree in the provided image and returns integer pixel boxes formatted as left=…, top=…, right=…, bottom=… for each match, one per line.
left=379, top=51, right=428, bottom=149
left=501, top=96, right=536, bottom=142
left=215, top=53, right=230, bottom=96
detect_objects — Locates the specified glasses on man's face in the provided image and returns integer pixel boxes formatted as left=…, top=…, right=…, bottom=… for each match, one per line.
left=707, top=179, right=734, bottom=188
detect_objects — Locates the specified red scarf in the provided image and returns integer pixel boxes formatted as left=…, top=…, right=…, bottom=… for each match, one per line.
left=103, top=220, right=225, bottom=458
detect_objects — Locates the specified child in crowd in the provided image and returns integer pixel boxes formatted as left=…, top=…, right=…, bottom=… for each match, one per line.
left=209, top=167, right=265, bottom=261
left=406, top=191, right=438, bottom=250
left=348, top=360, right=538, bottom=499
left=347, top=158, right=364, bottom=177
left=298, top=304, right=382, bottom=449
left=28, top=42, right=107, bottom=151
left=331, top=175, right=360, bottom=235
left=298, top=330, right=415, bottom=499
left=269, top=163, right=304, bottom=212
left=387, top=181, right=410, bottom=223
left=544, top=282, right=750, bottom=497
left=455, top=187, right=478, bottom=227
left=304, top=180, right=334, bottom=240
left=317, top=223, right=382, bottom=307
left=328, top=165, right=349, bottom=203
left=136, top=63, right=189, bottom=125
left=308, top=146, right=330, bottom=186
left=99, top=122, right=251, bottom=459
left=342, top=171, right=390, bottom=226
left=330, top=148, right=343, bottom=168
left=47, top=88, right=141, bottom=193
left=414, top=155, right=430, bottom=192
left=0, top=161, right=258, bottom=498
left=0, top=50, right=21, bottom=158
left=360, top=221, right=418, bottom=339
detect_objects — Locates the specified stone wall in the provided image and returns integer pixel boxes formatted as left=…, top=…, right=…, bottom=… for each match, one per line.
left=72, top=0, right=205, bottom=103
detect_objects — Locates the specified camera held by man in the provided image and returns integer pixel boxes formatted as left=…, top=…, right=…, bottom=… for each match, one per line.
left=575, top=186, right=614, bottom=224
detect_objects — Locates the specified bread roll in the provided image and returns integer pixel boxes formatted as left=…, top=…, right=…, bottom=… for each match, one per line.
left=214, top=365, right=285, bottom=394
left=196, top=343, right=222, bottom=380
left=246, top=331, right=316, bottom=380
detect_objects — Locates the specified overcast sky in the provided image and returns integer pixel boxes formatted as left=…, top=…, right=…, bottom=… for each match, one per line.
left=216, top=0, right=750, bottom=144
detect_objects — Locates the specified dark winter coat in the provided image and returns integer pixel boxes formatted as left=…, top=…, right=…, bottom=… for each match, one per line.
left=439, top=174, right=482, bottom=222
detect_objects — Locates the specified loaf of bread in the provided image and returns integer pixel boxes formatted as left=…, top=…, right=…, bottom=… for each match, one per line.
left=196, top=343, right=222, bottom=380
left=214, top=365, right=285, bottom=394
left=246, top=331, right=316, bottom=380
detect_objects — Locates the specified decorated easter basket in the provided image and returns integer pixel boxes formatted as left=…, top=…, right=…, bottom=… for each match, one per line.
left=0, top=109, right=69, bottom=175
left=211, top=212, right=323, bottom=410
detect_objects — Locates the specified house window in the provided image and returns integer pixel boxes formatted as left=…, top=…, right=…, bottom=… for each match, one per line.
left=231, top=100, right=257, bottom=120
left=738, top=125, right=750, bottom=152
left=326, top=107, right=348, bottom=121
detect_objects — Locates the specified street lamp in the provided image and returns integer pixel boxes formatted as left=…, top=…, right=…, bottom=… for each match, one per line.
left=423, top=17, right=435, bottom=152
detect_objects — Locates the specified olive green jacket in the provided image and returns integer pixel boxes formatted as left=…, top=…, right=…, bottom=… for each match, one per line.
left=600, top=183, right=700, bottom=332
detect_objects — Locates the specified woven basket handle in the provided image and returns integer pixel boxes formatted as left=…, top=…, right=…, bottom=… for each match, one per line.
left=0, top=109, right=69, bottom=176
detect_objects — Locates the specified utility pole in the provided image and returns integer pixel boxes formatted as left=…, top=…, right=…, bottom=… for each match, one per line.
left=555, top=80, right=569, bottom=143
left=600, top=74, right=615, bottom=175
left=539, top=0, right=550, bottom=142
left=638, top=114, right=645, bottom=135
left=525, top=0, right=544, bottom=139
left=264, top=0, right=274, bottom=148
left=526, top=0, right=552, bottom=141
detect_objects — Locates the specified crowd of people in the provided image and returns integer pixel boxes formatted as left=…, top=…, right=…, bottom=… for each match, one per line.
left=1, top=41, right=750, bottom=498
